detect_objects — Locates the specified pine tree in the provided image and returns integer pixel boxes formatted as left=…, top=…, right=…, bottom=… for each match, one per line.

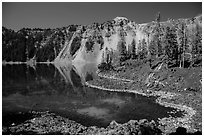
left=191, top=24, right=202, bottom=66
left=131, top=39, right=136, bottom=59
left=154, top=12, right=162, bottom=57
left=182, top=24, right=187, bottom=67
left=177, top=22, right=184, bottom=68
left=176, top=22, right=188, bottom=68
left=165, top=26, right=178, bottom=66
left=138, top=39, right=148, bottom=59
left=143, top=25, right=151, bottom=56
left=149, top=40, right=157, bottom=58
left=117, top=40, right=127, bottom=62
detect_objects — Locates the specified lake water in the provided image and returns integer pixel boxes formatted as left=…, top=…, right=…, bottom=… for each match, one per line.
left=2, top=63, right=183, bottom=127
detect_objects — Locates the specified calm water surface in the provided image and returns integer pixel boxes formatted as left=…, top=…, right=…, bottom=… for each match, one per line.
left=2, top=63, right=183, bottom=127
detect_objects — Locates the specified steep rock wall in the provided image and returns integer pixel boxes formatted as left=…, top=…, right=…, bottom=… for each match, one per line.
left=55, top=15, right=202, bottom=65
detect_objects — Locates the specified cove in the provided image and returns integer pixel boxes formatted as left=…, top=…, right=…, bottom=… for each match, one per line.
left=2, top=63, right=183, bottom=128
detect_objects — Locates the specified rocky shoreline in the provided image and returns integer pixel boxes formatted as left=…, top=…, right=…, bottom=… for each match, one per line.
left=85, top=72, right=199, bottom=134
left=2, top=111, right=162, bottom=135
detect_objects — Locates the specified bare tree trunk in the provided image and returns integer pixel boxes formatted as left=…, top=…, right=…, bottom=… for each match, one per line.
left=54, top=47, right=57, bottom=59
left=179, top=45, right=182, bottom=68
left=179, top=40, right=182, bottom=68
left=25, top=36, right=29, bottom=62
left=183, top=28, right=186, bottom=68
left=147, top=34, right=150, bottom=56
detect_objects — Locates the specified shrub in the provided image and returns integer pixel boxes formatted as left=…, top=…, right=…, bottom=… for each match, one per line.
left=68, top=25, right=77, bottom=32
left=70, top=37, right=81, bottom=56
left=85, top=39, right=95, bottom=52
left=98, top=62, right=113, bottom=71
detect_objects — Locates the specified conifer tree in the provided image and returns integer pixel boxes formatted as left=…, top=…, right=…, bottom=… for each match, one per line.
left=118, top=40, right=127, bottom=62
left=131, top=39, right=136, bottom=59
left=165, top=26, right=178, bottom=65
left=155, top=12, right=162, bottom=57
left=191, top=24, right=202, bottom=66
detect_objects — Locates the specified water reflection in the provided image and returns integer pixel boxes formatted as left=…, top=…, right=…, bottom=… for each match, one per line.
left=101, top=98, right=126, bottom=107
left=77, top=107, right=110, bottom=119
left=2, top=63, right=183, bottom=127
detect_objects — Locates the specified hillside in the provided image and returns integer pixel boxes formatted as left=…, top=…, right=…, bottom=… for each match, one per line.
left=2, top=14, right=202, bottom=67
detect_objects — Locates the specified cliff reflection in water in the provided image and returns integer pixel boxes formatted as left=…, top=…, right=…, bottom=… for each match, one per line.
left=2, top=63, right=183, bottom=127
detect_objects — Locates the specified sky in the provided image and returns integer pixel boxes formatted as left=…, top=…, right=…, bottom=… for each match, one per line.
left=2, top=2, right=202, bottom=31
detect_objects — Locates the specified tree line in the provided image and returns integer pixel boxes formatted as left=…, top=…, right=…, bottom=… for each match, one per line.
left=117, top=13, right=202, bottom=68
left=2, top=26, right=75, bottom=62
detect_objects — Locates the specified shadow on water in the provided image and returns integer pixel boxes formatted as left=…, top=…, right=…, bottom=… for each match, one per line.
left=2, top=62, right=183, bottom=128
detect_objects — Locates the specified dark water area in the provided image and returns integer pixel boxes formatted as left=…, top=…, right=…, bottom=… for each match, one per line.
left=2, top=63, right=183, bottom=128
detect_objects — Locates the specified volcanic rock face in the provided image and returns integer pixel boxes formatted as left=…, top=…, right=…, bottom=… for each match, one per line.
left=54, top=15, right=202, bottom=65
left=2, top=15, right=202, bottom=64
left=55, top=17, right=147, bottom=64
